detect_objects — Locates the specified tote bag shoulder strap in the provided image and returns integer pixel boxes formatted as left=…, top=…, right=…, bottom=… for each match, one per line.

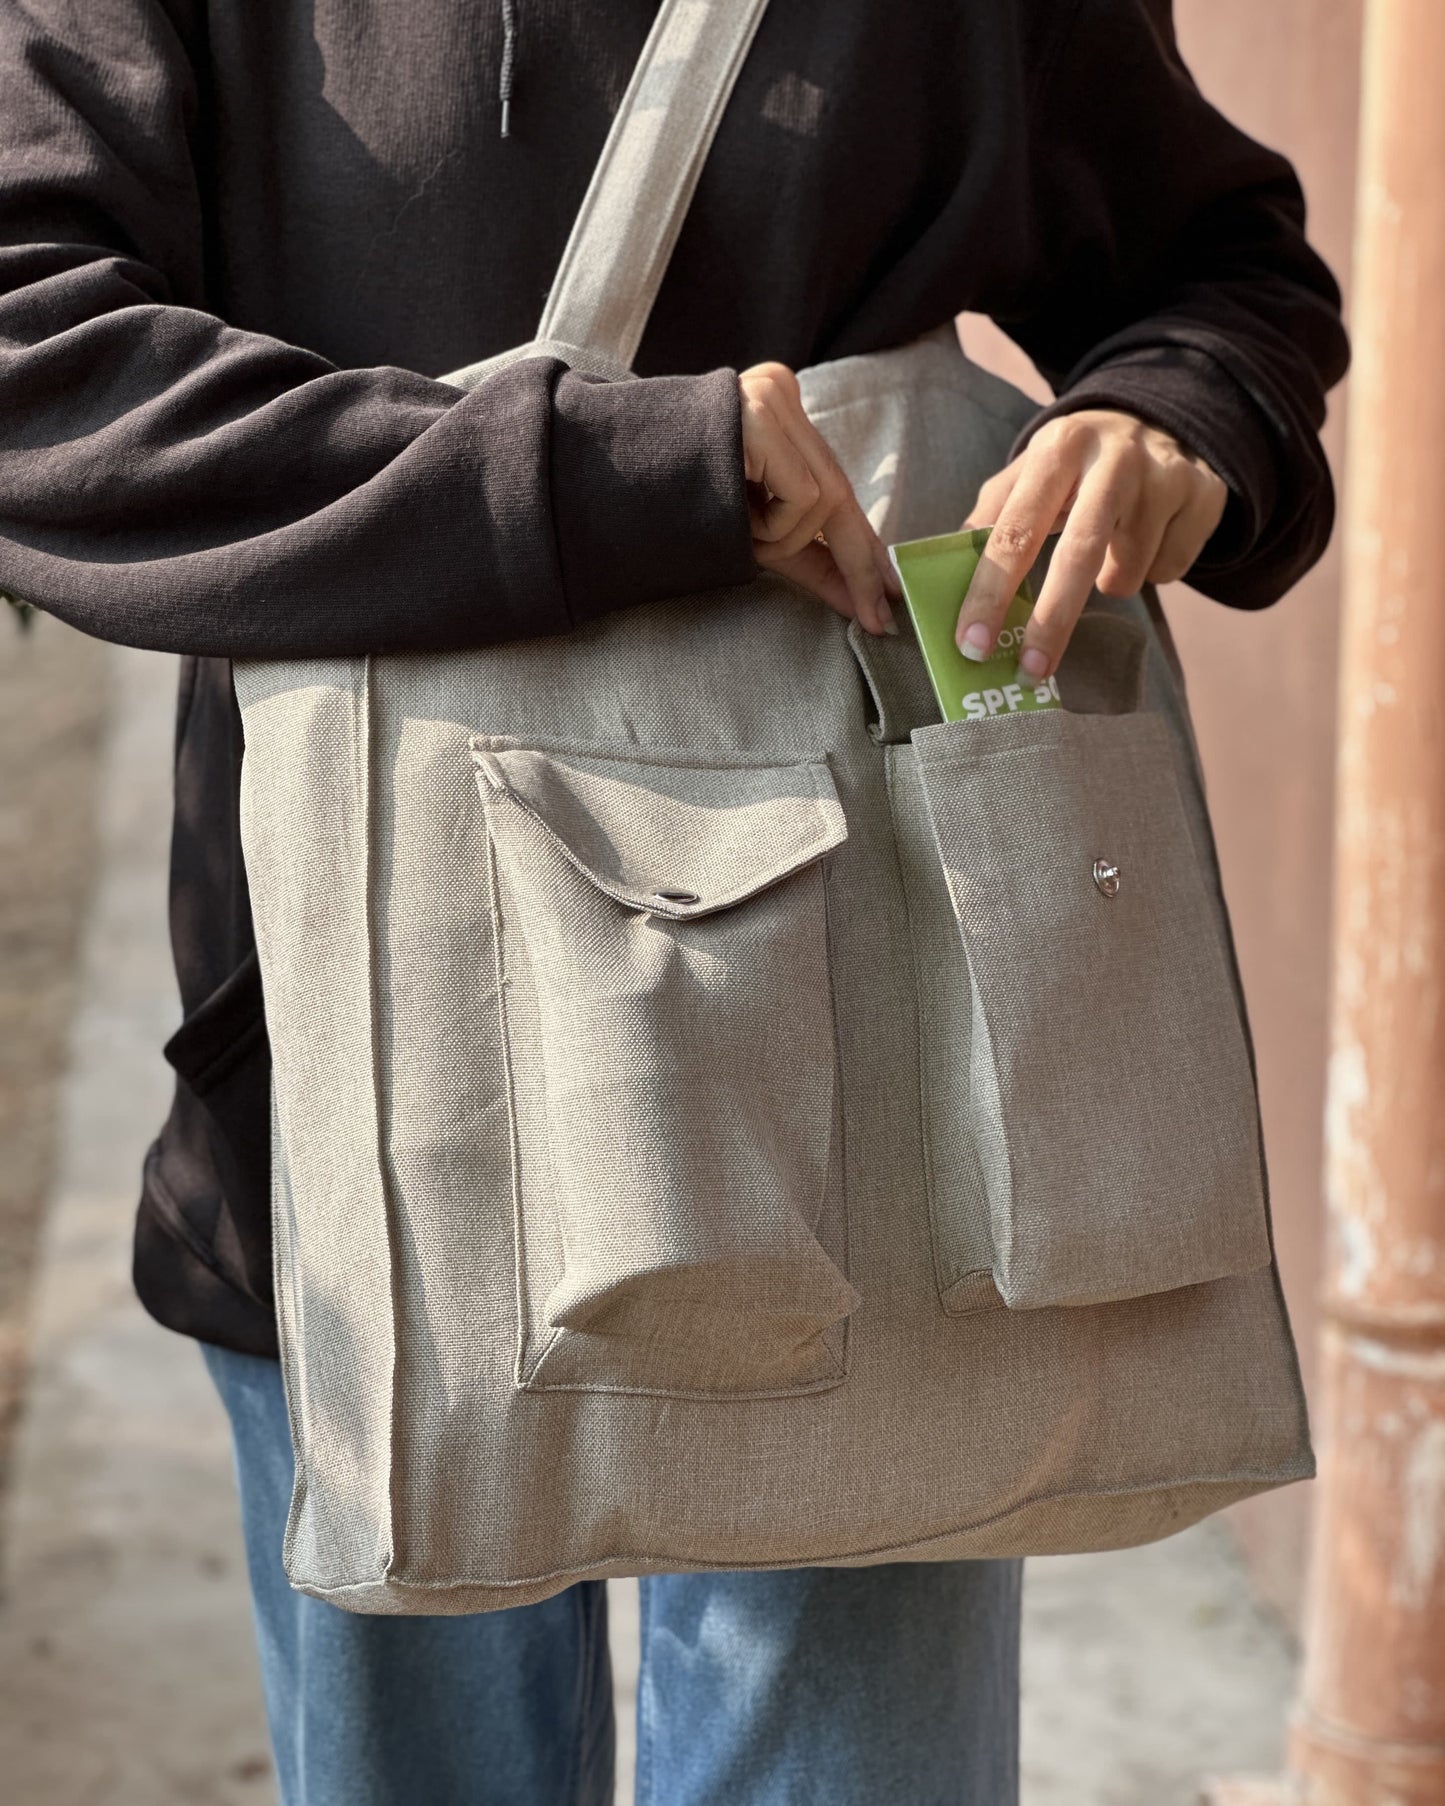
left=536, top=0, right=770, bottom=368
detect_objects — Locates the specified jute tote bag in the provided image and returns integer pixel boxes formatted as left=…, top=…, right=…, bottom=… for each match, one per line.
left=235, top=0, right=1310, bottom=1614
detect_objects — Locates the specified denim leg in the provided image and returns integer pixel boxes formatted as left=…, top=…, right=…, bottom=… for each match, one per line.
left=635, top=1560, right=1022, bottom=1806
left=201, top=1342, right=615, bottom=1806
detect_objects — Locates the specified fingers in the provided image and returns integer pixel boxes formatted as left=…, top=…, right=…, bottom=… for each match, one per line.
left=962, top=460, right=1028, bottom=536
left=744, top=402, right=823, bottom=550
left=1147, top=461, right=1228, bottom=585
left=1091, top=441, right=1202, bottom=601
left=958, top=411, right=1230, bottom=685
left=741, top=362, right=895, bottom=634
left=954, top=449, right=1079, bottom=658
left=1022, top=460, right=1136, bottom=679
left=817, top=493, right=897, bottom=634
left=742, top=376, right=1227, bottom=658
left=1019, top=445, right=1226, bottom=681
left=769, top=539, right=858, bottom=621
left=1091, top=464, right=1166, bottom=601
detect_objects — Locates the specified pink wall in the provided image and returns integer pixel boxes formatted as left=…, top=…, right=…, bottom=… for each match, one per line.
left=1166, top=0, right=1360, bottom=1623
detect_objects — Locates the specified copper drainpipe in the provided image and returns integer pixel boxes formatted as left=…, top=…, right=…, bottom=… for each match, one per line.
left=1209, top=0, right=1445, bottom=1801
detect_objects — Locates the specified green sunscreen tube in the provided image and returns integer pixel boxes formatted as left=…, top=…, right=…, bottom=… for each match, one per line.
left=888, top=527, right=1062, bottom=724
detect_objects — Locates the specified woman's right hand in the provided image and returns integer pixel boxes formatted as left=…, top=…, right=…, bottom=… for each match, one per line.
left=739, top=363, right=900, bottom=636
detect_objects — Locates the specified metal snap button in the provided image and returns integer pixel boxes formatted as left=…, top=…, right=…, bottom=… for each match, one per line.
left=651, top=889, right=701, bottom=906
left=1092, top=858, right=1121, bottom=899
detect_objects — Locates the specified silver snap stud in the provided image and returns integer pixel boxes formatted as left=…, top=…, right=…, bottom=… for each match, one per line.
left=1092, top=858, right=1121, bottom=900
left=651, top=888, right=701, bottom=906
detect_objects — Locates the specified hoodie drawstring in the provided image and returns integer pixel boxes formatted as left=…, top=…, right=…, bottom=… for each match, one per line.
left=500, top=0, right=517, bottom=138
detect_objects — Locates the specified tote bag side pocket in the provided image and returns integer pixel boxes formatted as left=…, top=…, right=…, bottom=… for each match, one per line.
left=471, top=738, right=859, bottom=1398
left=911, top=705, right=1272, bottom=1310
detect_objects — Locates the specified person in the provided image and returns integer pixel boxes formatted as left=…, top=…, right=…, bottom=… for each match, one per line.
left=0, top=3, right=1347, bottom=1801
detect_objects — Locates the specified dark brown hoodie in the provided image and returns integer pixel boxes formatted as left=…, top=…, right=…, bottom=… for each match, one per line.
left=0, top=0, right=1349, bottom=1355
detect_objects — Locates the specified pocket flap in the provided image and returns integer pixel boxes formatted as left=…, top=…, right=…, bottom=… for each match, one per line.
left=470, top=741, right=847, bottom=917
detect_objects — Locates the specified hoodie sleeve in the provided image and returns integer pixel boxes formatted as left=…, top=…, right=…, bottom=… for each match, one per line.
left=0, top=0, right=755, bottom=658
left=998, top=0, right=1350, bottom=608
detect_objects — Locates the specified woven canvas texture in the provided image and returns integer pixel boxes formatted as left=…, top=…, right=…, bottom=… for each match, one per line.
left=236, top=327, right=1309, bottom=1615
left=912, top=701, right=1270, bottom=1310
left=475, top=742, right=856, bottom=1396
left=232, top=0, right=1309, bottom=1614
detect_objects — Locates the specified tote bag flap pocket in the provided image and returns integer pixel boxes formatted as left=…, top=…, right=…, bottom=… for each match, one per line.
left=912, top=709, right=1271, bottom=1310
left=471, top=739, right=857, bottom=1398
left=472, top=742, right=847, bottom=914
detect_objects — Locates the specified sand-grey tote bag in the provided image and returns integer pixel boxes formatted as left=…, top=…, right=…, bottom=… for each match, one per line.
left=234, top=0, right=1310, bottom=1615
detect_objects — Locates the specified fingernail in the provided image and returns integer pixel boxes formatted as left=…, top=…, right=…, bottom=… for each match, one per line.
left=1017, top=646, right=1050, bottom=683
left=879, top=597, right=899, bottom=635
left=958, top=621, right=993, bottom=661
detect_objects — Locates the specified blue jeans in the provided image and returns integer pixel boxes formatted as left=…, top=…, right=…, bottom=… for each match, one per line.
left=203, top=1342, right=1022, bottom=1805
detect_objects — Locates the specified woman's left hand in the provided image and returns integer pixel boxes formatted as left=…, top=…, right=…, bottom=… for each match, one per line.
left=953, top=408, right=1229, bottom=685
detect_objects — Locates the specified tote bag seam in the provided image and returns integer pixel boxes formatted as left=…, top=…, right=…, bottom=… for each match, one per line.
left=816, top=855, right=852, bottom=1382
left=271, top=1095, right=314, bottom=1581
left=297, top=1461, right=1314, bottom=1597
left=483, top=822, right=559, bottom=1391
left=361, top=658, right=403, bottom=1583
left=884, top=742, right=979, bottom=1305
left=472, top=733, right=834, bottom=772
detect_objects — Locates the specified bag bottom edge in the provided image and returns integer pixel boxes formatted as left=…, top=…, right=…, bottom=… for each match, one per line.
left=287, top=1460, right=1315, bottom=1617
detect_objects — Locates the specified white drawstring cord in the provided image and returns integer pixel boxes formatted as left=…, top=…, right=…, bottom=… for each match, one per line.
left=499, top=0, right=517, bottom=138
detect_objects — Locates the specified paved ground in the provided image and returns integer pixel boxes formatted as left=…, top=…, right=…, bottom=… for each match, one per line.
left=0, top=646, right=272, bottom=1805
left=0, top=644, right=1302, bottom=1804
left=0, top=615, right=107, bottom=1490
